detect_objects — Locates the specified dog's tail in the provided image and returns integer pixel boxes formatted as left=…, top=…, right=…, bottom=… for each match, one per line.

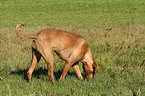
left=16, top=24, right=37, bottom=39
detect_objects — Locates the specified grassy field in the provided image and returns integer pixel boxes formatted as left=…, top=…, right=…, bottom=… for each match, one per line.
left=0, top=0, right=145, bottom=95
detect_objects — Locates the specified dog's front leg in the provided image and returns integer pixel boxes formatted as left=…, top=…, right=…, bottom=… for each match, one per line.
left=59, top=60, right=74, bottom=81
left=72, top=64, right=83, bottom=80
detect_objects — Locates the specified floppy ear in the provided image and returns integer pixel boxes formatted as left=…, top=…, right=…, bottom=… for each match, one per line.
left=93, top=62, right=98, bottom=75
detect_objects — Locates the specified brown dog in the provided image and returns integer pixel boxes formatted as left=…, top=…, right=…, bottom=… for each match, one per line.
left=16, top=24, right=98, bottom=83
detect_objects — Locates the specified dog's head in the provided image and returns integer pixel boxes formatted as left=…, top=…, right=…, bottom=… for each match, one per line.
left=83, top=62, right=98, bottom=80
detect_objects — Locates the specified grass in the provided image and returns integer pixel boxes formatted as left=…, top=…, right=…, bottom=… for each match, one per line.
left=0, top=0, right=145, bottom=95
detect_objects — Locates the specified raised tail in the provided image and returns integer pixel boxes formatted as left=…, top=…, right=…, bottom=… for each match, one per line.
left=16, top=24, right=37, bottom=39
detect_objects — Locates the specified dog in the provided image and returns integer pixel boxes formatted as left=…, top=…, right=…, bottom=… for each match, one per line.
left=16, top=24, right=98, bottom=83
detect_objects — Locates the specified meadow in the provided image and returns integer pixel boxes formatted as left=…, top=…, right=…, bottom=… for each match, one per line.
left=0, top=0, right=145, bottom=95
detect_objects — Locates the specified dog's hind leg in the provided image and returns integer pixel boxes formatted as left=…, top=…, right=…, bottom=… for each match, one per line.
left=44, top=54, right=55, bottom=84
left=39, top=47, right=55, bottom=83
left=27, top=47, right=41, bottom=82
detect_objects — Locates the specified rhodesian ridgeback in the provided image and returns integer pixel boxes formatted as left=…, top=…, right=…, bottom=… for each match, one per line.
left=16, top=24, right=98, bottom=83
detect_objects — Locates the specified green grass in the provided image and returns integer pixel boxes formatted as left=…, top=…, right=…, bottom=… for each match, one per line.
left=0, top=0, right=145, bottom=95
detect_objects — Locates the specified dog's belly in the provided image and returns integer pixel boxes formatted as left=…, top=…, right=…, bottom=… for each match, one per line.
left=55, top=49, right=72, bottom=60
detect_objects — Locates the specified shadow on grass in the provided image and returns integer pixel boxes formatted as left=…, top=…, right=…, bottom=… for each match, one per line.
left=10, top=67, right=84, bottom=82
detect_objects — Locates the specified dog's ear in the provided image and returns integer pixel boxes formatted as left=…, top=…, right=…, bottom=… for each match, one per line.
left=93, top=62, right=98, bottom=75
